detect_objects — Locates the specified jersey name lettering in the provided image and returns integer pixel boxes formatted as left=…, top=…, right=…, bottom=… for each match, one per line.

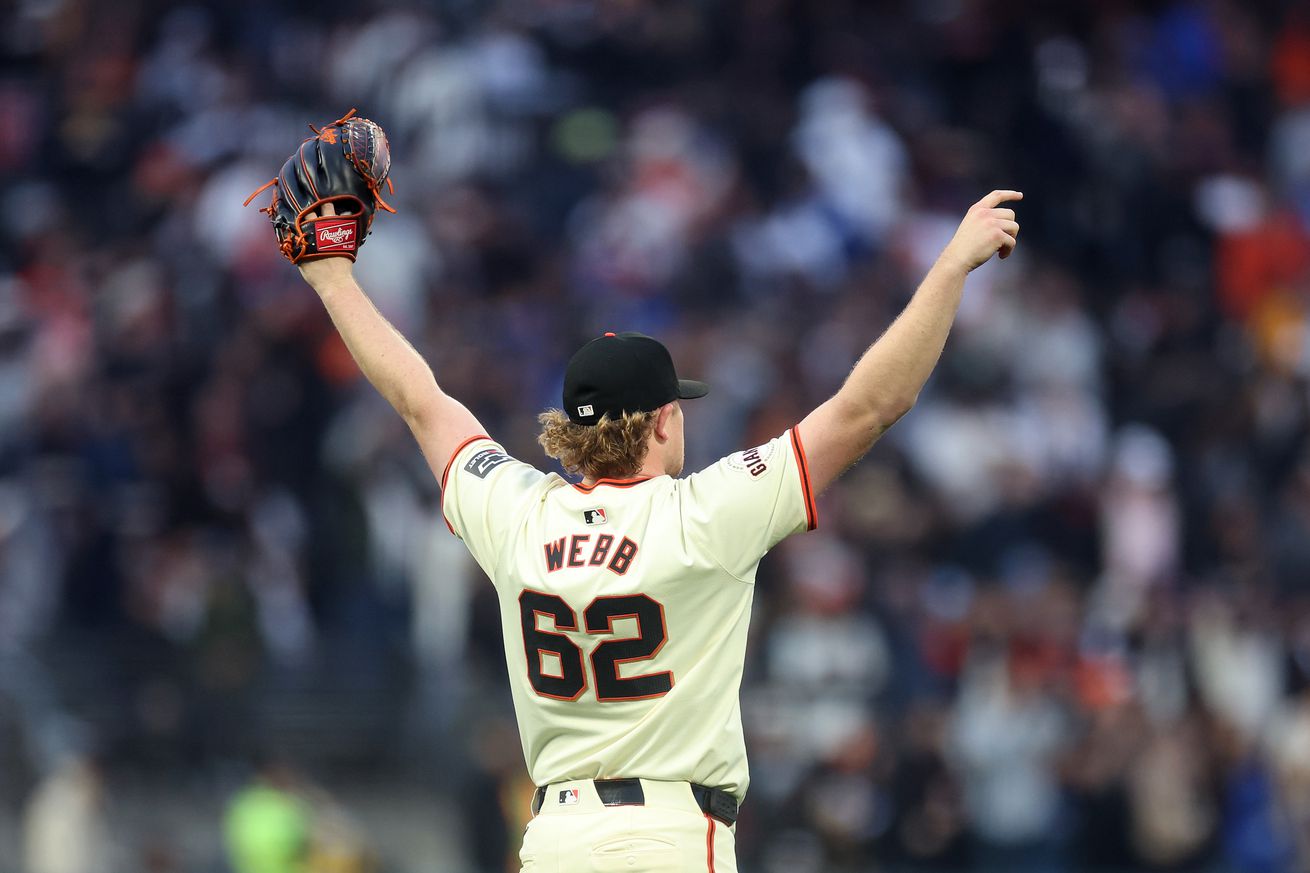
left=544, top=534, right=638, bottom=575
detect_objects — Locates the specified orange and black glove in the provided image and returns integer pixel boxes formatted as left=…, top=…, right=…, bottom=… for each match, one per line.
left=244, top=109, right=395, bottom=263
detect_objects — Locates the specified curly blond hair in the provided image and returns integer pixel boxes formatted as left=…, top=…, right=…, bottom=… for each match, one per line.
left=537, top=408, right=657, bottom=480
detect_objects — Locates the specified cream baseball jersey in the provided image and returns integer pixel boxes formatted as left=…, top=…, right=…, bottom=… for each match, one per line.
left=440, top=429, right=817, bottom=800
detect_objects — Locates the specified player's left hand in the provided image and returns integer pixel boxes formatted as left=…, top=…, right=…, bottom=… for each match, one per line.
left=243, top=108, right=395, bottom=265
left=297, top=202, right=355, bottom=290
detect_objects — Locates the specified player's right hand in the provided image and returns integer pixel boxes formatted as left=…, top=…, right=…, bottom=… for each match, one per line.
left=940, top=190, right=1022, bottom=273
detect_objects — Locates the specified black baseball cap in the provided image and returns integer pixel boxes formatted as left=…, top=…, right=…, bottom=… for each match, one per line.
left=563, top=331, right=708, bottom=425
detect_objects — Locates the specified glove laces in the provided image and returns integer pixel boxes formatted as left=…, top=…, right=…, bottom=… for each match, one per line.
left=241, top=107, right=398, bottom=255
left=242, top=178, right=278, bottom=209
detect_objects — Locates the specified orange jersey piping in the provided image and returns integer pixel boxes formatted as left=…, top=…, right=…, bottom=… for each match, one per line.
left=790, top=427, right=818, bottom=531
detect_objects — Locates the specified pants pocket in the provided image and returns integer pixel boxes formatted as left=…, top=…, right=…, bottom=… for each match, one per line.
left=590, top=835, right=681, bottom=872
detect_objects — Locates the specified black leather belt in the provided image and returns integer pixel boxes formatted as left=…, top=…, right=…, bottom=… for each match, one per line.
left=531, top=778, right=738, bottom=826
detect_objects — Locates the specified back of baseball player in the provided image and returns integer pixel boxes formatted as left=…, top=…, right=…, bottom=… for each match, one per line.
left=445, top=422, right=816, bottom=870
left=441, top=332, right=817, bottom=871
left=290, top=185, right=1021, bottom=872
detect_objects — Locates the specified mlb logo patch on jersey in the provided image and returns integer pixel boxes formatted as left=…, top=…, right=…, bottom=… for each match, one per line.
left=582, top=508, right=607, bottom=526
left=464, top=446, right=512, bottom=479
left=558, top=788, right=580, bottom=805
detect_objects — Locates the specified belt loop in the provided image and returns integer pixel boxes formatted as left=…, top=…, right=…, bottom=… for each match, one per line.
left=531, top=785, right=545, bottom=816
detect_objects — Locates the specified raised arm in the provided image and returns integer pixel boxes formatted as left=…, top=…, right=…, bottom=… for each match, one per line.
left=297, top=206, right=484, bottom=481
left=797, top=190, right=1022, bottom=494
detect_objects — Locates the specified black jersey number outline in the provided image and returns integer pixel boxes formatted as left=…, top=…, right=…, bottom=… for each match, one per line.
left=518, top=591, right=673, bottom=702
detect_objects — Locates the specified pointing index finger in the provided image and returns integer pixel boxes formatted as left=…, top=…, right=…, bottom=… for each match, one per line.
left=980, top=190, right=1024, bottom=208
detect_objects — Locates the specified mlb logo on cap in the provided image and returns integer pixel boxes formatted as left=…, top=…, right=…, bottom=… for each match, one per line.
left=559, top=788, right=580, bottom=805
left=583, top=508, right=607, bottom=526
left=577, top=404, right=594, bottom=418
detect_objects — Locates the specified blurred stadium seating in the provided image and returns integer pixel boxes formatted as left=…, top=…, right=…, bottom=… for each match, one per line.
left=3, top=0, right=1310, bottom=871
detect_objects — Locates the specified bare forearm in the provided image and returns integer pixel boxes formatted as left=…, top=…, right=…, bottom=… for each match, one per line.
left=314, top=275, right=440, bottom=423
left=293, top=209, right=485, bottom=479
left=836, top=253, right=969, bottom=431
left=799, top=190, right=1021, bottom=492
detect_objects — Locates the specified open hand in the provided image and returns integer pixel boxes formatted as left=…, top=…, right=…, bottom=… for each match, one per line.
left=940, top=190, right=1022, bottom=273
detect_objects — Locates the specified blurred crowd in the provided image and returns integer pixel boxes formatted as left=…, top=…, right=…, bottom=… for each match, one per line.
left=3, top=0, right=1310, bottom=871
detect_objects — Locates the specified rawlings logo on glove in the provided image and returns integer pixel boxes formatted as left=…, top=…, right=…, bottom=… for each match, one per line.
left=315, top=220, right=357, bottom=251
left=244, top=108, right=395, bottom=264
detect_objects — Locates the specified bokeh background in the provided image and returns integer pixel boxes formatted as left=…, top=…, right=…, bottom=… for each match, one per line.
left=3, top=0, right=1310, bottom=871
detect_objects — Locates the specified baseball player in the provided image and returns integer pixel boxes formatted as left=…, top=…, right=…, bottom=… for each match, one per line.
left=292, top=190, right=1020, bottom=871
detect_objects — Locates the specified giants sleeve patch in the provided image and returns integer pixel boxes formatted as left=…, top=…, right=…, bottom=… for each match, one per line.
left=464, top=446, right=512, bottom=479
left=726, top=441, right=776, bottom=478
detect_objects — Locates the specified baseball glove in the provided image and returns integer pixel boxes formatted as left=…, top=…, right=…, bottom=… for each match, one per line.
left=244, top=108, right=395, bottom=264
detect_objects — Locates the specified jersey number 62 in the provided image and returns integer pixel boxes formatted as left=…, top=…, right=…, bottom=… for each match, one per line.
left=518, top=591, right=673, bottom=702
